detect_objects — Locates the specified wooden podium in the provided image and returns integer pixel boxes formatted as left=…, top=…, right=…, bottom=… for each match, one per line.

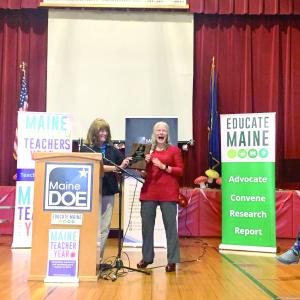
left=29, top=152, right=103, bottom=282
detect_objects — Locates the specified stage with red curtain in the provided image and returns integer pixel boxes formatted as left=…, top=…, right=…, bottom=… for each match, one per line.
left=0, top=2, right=300, bottom=191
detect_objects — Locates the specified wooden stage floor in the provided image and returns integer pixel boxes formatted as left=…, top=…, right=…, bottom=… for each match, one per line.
left=1, top=235, right=300, bottom=300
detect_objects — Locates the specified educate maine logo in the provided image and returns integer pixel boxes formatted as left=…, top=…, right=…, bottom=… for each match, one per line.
left=44, top=163, right=92, bottom=211
left=221, top=113, right=275, bottom=162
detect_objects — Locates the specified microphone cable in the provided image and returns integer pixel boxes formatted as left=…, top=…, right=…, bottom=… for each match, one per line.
left=122, top=177, right=139, bottom=249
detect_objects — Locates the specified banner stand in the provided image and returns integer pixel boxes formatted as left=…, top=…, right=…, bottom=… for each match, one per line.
left=219, top=113, right=276, bottom=254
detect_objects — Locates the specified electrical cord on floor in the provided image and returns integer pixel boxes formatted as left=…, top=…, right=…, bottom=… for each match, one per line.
left=99, top=239, right=208, bottom=279
left=98, top=251, right=132, bottom=281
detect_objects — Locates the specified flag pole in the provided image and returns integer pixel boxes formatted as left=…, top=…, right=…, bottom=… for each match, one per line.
left=20, top=61, right=27, bottom=79
left=207, top=55, right=221, bottom=174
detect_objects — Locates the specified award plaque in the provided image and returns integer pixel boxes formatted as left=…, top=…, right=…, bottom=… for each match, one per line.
left=129, top=143, right=151, bottom=170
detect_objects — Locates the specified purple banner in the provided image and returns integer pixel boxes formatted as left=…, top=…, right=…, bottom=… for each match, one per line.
left=48, top=260, right=76, bottom=277
left=17, top=168, right=35, bottom=181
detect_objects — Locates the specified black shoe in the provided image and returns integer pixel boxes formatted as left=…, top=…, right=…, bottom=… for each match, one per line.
left=137, top=260, right=153, bottom=268
left=165, top=263, right=176, bottom=272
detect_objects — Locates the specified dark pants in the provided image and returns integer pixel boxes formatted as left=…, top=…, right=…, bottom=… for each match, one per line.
left=141, top=201, right=180, bottom=264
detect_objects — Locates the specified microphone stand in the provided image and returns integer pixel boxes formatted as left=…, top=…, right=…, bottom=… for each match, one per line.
left=79, top=142, right=150, bottom=280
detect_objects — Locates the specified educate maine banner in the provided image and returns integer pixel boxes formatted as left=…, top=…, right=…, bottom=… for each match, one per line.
left=219, top=113, right=276, bottom=253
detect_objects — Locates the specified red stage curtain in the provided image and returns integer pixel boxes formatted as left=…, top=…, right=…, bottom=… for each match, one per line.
left=0, top=10, right=47, bottom=185
left=0, top=9, right=299, bottom=189
left=2, top=0, right=300, bottom=14
left=189, top=0, right=300, bottom=15
left=182, top=14, right=300, bottom=187
left=0, top=0, right=40, bottom=8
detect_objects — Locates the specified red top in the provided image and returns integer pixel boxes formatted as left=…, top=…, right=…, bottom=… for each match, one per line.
left=140, top=145, right=184, bottom=202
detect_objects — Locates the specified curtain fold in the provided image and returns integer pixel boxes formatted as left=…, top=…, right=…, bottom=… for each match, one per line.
left=0, top=10, right=47, bottom=185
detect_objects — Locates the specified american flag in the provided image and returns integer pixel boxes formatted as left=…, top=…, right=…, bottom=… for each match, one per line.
left=13, top=63, right=28, bottom=160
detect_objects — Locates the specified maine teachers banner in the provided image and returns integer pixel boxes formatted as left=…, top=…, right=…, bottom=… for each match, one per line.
left=219, top=113, right=276, bottom=253
left=12, top=112, right=72, bottom=248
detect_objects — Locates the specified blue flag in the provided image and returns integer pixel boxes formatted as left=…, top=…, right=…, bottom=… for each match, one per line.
left=208, top=58, right=221, bottom=173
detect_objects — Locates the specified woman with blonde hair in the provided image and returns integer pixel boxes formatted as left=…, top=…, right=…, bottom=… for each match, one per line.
left=137, top=121, right=183, bottom=272
left=84, top=118, right=130, bottom=262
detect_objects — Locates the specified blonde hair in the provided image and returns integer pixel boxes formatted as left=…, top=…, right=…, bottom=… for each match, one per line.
left=151, top=121, right=170, bottom=150
left=85, top=118, right=112, bottom=146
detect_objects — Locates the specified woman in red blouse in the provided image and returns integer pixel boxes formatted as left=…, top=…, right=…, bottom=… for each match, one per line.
left=137, top=121, right=184, bottom=272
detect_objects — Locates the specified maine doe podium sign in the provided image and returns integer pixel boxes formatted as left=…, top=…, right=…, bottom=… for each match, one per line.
left=219, top=113, right=276, bottom=253
left=44, top=163, right=93, bottom=212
